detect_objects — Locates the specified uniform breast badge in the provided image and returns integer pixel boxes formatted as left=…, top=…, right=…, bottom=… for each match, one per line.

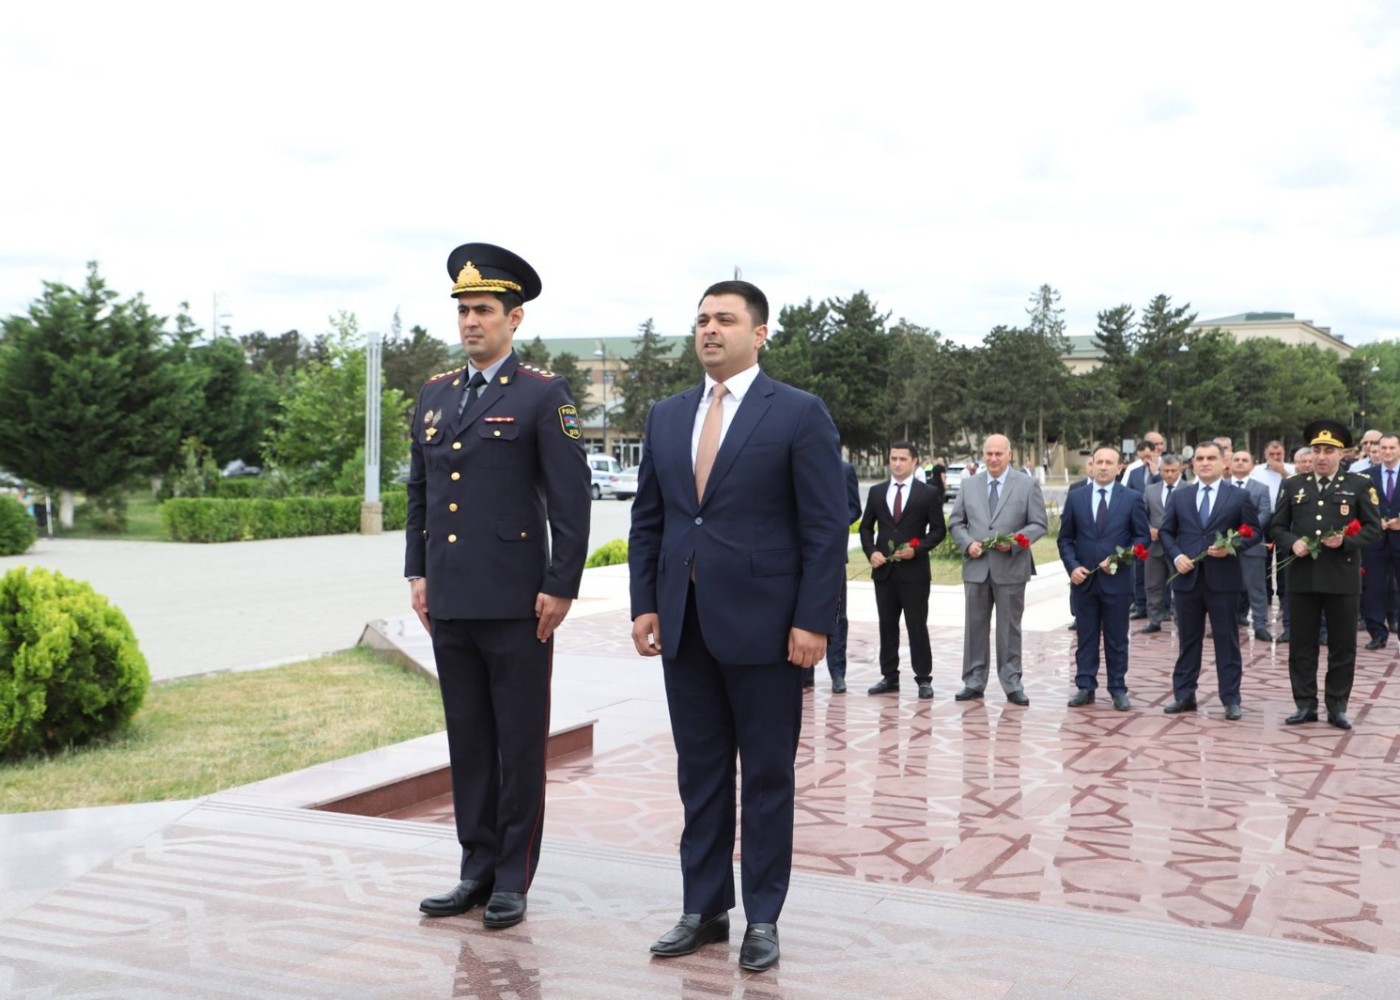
left=423, top=408, right=442, bottom=440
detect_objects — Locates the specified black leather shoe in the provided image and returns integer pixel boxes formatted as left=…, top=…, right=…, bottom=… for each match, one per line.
left=1129, top=609, right=1148, bottom=620
left=917, top=683, right=934, bottom=700
left=1225, top=704, right=1242, bottom=720
left=419, top=878, right=493, bottom=917
left=482, top=891, right=526, bottom=929
left=1111, top=692, right=1132, bottom=711
left=867, top=678, right=899, bottom=695
left=1277, top=629, right=1290, bottom=643
left=1327, top=712, right=1353, bottom=730
left=831, top=678, right=847, bottom=694
left=650, top=912, right=729, bottom=957
left=739, top=923, right=780, bottom=972
left=954, top=687, right=984, bottom=701
left=1284, top=708, right=1318, bottom=725
left=1163, top=698, right=1197, bottom=714
left=1067, top=689, right=1094, bottom=707
left=1138, top=623, right=1162, bottom=634
left=1254, top=629, right=1274, bottom=642
left=1007, top=690, right=1030, bottom=706
left=1365, top=637, right=1387, bottom=650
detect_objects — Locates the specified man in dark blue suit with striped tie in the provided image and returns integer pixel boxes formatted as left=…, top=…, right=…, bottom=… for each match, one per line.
left=1058, top=445, right=1150, bottom=710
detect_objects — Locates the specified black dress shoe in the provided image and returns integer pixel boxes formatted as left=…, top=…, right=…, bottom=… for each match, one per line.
left=1225, top=704, right=1242, bottom=720
left=1111, top=692, right=1132, bottom=711
left=1137, top=623, right=1162, bottom=634
left=1129, top=609, right=1148, bottom=620
left=482, top=891, right=526, bottom=929
left=1163, top=698, right=1197, bottom=714
left=650, top=912, right=730, bottom=957
left=831, top=678, right=847, bottom=694
left=1327, top=712, right=1353, bottom=730
left=954, top=687, right=984, bottom=701
left=917, top=683, right=934, bottom=700
left=1254, top=629, right=1274, bottom=642
left=1284, top=708, right=1318, bottom=725
left=867, top=678, right=899, bottom=695
left=419, top=878, right=493, bottom=917
left=1278, top=629, right=1290, bottom=643
left=738, top=923, right=780, bottom=972
left=1067, top=689, right=1094, bottom=707
left=1365, top=637, right=1387, bottom=650
left=1007, top=690, right=1030, bottom=706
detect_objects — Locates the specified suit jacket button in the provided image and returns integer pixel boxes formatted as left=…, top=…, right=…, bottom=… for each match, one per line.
left=494, top=430, right=501, bottom=437
left=453, top=441, right=462, bottom=450
left=447, top=534, right=457, bottom=543
left=449, top=503, right=458, bottom=512
left=694, top=516, right=703, bottom=525
left=451, top=471, right=461, bottom=481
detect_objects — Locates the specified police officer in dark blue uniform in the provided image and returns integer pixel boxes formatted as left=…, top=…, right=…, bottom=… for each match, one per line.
left=1270, top=419, right=1383, bottom=729
left=409, top=243, right=591, bottom=927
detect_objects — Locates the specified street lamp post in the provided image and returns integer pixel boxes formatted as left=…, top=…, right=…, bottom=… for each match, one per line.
left=1360, top=363, right=1381, bottom=428
left=1166, top=342, right=1189, bottom=451
left=594, top=341, right=608, bottom=458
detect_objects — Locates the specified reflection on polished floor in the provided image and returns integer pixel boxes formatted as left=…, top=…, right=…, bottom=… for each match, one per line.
left=4, top=600, right=1400, bottom=998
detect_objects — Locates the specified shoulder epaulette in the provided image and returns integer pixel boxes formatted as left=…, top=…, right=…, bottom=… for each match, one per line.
left=424, top=365, right=466, bottom=385
left=517, top=362, right=559, bottom=381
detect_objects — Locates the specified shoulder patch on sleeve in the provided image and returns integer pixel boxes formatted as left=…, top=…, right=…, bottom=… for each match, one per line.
left=518, top=362, right=559, bottom=381
left=1371, top=486, right=1381, bottom=505
left=558, top=404, right=581, bottom=439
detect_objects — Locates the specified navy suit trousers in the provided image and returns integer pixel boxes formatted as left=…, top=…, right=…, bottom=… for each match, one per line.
left=662, top=586, right=804, bottom=923
left=1073, top=587, right=1131, bottom=693
left=1171, top=585, right=1243, bottom=705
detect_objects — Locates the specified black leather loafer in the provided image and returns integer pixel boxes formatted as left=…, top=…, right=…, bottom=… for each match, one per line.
left=831, top=678, right=847, bottom=694
left=1163, top=699, right=1197, bottom=714
left=1111, top=692, right=1132, bottom=711
left=1365, top=637, right=1387, bottom=651
left=954, top=687, right=984, bottom=701
left=917, top=683, right=934, bottom=700
left=1006, top=691, right=1029, bottom=706
left=738, top=922, right=780, bottom=972
left=1225, top=704, right=1242, bottom=720
left=1285, top=708, right=1318, bottom=725
left=1327, top=712, right=1353, bottom=730
left=419, top=878, right=493, bottom=917
left=1067, top=689, right=1095, bottom=707
left=650, top=912, right=730, bottom=957
left=482, top=891, right=526, bottom=929
left=867, top=678, right=899, bottom=695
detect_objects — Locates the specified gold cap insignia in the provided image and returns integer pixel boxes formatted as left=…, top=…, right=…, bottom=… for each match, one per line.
left=451, top=260, right=524, bottom=297
left=1311, top=429, right=1346, bottom=448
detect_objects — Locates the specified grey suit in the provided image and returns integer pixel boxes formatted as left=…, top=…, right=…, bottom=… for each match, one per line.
left=1143, top=480, right=1179, bottom=626
left=948, top=470, right=1049, bottom=695
left=1227, top=477, right=1273, bottom=630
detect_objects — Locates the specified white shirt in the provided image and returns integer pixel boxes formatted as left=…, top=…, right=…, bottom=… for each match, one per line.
left=1249, top=462, right=1293, bottom=498
left=1090, top=480, right=1118, bottom=518
left=886, top=475, right=916, bottom=512
left=691, top=364, right=761, bottom=466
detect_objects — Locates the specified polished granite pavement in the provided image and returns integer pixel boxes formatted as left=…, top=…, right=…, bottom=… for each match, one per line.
left=4, top=570, right=1400, bottom=997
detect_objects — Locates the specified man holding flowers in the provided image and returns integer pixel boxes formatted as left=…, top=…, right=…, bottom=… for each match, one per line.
left=1159, top=441, right=1262, bottom=719
left=948, top=434, right=1048, bottom=705
left=1269, top=419, right=1383, bottom=729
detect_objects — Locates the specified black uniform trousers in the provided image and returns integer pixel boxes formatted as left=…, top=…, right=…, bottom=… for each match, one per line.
left=1287, top=590, right=1359, bottom=715
left=430, top=617, right=552, bottom=892
left=662, top=586, right=804, bottom=924
left=874, top=576, right=932, bottom=684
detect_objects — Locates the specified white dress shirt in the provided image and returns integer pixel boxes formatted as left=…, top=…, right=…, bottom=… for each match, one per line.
left=691, top=363, right=761, bottom=466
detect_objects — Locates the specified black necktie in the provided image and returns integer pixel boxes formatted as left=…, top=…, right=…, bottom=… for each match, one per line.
left=458, top=371, right=487, bottom=416
left=1095, top=488, right=1108, bottom=530
left=892, top=482, right=904, bottom=523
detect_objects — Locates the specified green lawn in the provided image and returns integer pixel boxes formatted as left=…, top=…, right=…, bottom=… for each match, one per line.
left=0, top=648, right=445, bottom=813
left=57, top=492, right=170, bottom=541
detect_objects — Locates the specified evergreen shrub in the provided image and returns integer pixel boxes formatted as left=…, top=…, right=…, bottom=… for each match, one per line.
left=0, top=496, right=37, bottom=556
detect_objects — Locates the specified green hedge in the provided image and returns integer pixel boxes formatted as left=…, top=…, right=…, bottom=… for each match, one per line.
left=0, top=496, right=37, bottom=556
left=0, top=567, right=150, bottom=759
left=585, top=538, right=628, bottom=568
left=161, top=490, right=409, bottom=542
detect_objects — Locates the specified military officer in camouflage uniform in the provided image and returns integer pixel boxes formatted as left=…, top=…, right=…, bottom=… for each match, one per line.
left=408, top=243, right=591, bottom=927
left=1269, top=419, right=1383, bottom=729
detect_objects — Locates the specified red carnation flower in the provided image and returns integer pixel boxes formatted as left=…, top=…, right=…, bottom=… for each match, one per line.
left=1238, top=524, right=1255, bottom=539
left=1344, top=519, right=1362, bottom=537
left=1014, top=532, right=1031, bottom=548
left=908, top=537, right=921, bottom=549
left=1133, top=543, right=1149, bottom=561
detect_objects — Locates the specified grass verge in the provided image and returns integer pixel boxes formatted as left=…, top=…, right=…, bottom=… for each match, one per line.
left=0, top=647, right=444, bottom=813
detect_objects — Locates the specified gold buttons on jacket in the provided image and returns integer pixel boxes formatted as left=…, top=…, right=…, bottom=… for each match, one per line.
left=451, top=472, right=461, bottom=481
left=447, top=534, right=457, bottom=543
left=448, top=503, right=458, bottom=512
left=453, top=441, right=462, bottom=450
left=520, top=530, right=527, bottom=538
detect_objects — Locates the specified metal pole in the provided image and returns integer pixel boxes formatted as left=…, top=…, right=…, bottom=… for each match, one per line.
left=361, top=330, right=383, bottom=533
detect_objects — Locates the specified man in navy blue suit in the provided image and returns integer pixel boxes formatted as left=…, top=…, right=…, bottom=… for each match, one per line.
left=816, top=459, right=864, bottom=692
left=1362, top=434, right=1400, bottom=650
left=1058, top=445, right=1150, bottom=710
left=629, top=279, right=846, bottom=973
left=1159, top=441, right=1262, bottom=719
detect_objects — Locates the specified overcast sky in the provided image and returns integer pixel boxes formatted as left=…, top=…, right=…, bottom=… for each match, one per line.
left=4, top=2, right=1399, bottom=350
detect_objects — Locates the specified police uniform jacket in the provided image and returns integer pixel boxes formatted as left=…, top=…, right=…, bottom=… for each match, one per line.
left=405, top=352, right=591, bottom=619
left=1269, top=471, right=1383, bottom=594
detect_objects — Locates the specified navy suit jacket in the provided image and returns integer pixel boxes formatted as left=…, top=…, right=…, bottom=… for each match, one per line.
left=1367, top=464, right=1400, bottom=552
left=628, top=370, right=847, bottom=665
left=1159, top=479, right=1261, bottom=593
left=1058, top=482, right=1149, bottom=597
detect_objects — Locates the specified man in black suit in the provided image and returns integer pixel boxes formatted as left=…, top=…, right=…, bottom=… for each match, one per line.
left=1122, top=436, right=1164, bottom=618
left=1270, top=419, right=1383, bottom=729
left=630, top=279, right=846, bottom=972
left=860, top=442, right=946, bottom=699
left=1362, top=434, right=1400, bottom=650
left=409, top=243, right=592, bottom=928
